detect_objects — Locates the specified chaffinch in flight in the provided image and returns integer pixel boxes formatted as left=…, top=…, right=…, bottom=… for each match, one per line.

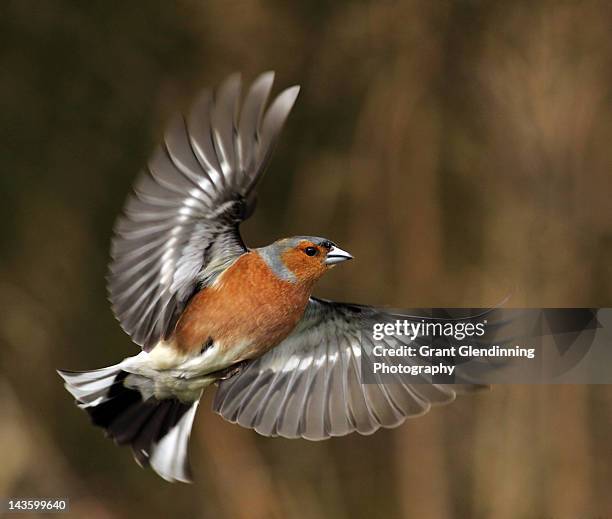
left=59, top=72, right=482, bottom=483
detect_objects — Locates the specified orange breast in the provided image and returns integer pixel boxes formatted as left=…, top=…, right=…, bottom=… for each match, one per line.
left=172, top=252, right=314, bottom=358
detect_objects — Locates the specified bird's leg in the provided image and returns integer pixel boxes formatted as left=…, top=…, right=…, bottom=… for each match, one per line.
left=212, top=360, right=250, bottom=382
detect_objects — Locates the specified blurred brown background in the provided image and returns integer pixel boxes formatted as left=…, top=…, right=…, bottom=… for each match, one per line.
left=2, top=1, right=612, bottom=517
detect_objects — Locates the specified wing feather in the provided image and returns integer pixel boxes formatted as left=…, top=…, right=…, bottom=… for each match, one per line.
left=238, top=71, right=274, bottom=180
left=211, top=73, right=241, bottom=186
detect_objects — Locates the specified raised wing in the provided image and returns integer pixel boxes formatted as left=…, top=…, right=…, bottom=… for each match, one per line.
left=213, top=298, right=488, bottom=440
left=108, top=72, right=300, bottom=351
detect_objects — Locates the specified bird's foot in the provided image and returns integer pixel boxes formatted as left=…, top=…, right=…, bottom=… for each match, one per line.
left=212, top=360, right=249, bottom=382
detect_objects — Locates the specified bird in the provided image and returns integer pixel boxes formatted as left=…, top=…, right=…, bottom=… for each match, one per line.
left=58, top=72, right=484, bottom=483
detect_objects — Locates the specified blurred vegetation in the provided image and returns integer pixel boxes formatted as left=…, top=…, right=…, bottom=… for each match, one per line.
left=1, top=0, right=612, bottom=517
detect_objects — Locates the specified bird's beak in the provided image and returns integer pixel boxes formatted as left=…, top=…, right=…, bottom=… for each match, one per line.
left=324, top=246, right=353, bottom=265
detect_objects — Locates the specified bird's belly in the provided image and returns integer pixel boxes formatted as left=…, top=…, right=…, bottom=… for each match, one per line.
left=176, top=301, right=304, bottom=366
left=138, top=335, right=254, bottom=375
left=142, top=304, right=304, bottom=378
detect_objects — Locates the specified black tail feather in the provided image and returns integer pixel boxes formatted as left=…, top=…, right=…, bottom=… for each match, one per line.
left=58, top=367, right=200, bottom=483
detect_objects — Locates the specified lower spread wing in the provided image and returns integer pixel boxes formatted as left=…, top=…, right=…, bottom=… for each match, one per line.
left=107, top=72, right=300, bottom=351
left=213, top=298, right=488, bottom=440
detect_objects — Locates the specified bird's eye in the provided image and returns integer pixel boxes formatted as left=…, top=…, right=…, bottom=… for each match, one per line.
left=304, top=246, right=318, bottom=257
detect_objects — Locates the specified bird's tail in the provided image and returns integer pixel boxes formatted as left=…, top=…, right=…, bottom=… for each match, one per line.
left=58, top=364, right=202, bottom=483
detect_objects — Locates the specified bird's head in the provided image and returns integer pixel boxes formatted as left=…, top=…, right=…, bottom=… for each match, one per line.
left=257, top=236, right=353, bottom=284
